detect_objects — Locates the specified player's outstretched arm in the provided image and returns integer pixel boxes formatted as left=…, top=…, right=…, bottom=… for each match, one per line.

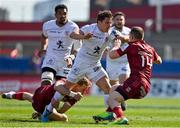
left=70, top=32, right=93, bottom=40
left=54, top=82, right=83, bottom=101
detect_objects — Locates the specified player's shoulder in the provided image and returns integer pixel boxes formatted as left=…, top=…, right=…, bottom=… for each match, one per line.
left=122, top=26, right=131, bottom=34
left=43, top=19, right=56, bottom=26
left=82, top=23, right=96, bottom=29
left=135, top=40, right=155, bottom=51
left=67, top=20, right=79, bottom=28
left=81, top=23, right=96, bottom=32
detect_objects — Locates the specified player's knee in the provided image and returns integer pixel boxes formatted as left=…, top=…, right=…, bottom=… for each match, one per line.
left=104, top=87, right=110, bottom=94
left=102, top=85, right=111, bottom=94
left=110, top=85, right=119, bottom=93
left=41, top=71, right=54, bottom=86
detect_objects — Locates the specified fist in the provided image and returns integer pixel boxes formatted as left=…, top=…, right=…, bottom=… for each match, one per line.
left=84, top=33, right=93, bottom=39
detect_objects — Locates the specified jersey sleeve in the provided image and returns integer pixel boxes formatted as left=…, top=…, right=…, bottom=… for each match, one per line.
left=80, top=24, right=90, bottom=35
left=152, top=48, right=160, bottom=62
left=116, top=44, right=130, bottom=56
left=67, top=23, right=79, bottom=36
left=42, top=22, right=48, bottom=38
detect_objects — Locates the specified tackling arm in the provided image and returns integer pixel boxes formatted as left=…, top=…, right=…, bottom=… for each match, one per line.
left=54, top=81, right=83, bottom=101
left=109, top=47, right=121, bottom=59
left=70, top=28, right=93, bottom=40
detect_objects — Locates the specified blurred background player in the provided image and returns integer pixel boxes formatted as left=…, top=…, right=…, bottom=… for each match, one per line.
left=105, top=11, right=130, bottom=111
left=1, top=77, right=90, bottom=122
left=94, top=26, right=162, bottom=125
left=106, top=12, right=130, bottom=86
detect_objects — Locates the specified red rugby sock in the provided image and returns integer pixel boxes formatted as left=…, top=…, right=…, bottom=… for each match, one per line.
left=13, top=92, right=24, bottom=100
left=113, top=106, right=124, bottom=118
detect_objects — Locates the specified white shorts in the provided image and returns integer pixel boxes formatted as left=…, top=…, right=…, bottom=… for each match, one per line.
left=106, top=62, right=130, bottom=81
left=41, top=55, right=70, bottom=77
left=67, top=61, right=108, bottom=83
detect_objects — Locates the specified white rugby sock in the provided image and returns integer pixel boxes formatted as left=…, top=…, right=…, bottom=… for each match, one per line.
left=53, top=91, right=63, bottom=101
left=46, top=103, right=53, bottom=112
left=46, top=92, right=63, bottom=112
left=104, top=94, right=109, bottom=107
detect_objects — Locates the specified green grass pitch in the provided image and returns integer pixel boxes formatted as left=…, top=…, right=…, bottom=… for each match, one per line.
left=0, top=95, right=180, bottom=127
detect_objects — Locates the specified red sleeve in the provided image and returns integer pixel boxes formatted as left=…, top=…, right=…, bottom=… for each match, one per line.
left=116, top=45, right=129, bottom=56
left=152, top=48, right=159, bottom=62
left=116, top=48, right=123, bottom=56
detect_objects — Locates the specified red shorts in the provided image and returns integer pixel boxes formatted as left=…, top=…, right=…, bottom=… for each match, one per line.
left=115, top=76, right=150, bottom=100
left=32, top=85, right=55, bottom=114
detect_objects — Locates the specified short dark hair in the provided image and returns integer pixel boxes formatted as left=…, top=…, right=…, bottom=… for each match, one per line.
left=55, top=4, right=68, bottom=13
left=130, top=26, right=144, bottom=40
left=77, top=77, right=90, bottom=87
left=113, top=12, right=125, bottom=18
left=97, top=10, right=113, bottom=22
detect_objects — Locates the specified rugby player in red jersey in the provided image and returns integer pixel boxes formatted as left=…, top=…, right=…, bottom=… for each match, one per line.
left=93, top=26, right=162, bottom=125
left=2, top=77, right=90, bottom=122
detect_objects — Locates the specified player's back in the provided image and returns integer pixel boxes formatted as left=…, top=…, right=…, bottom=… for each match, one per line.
left=32, top=85, right=55, bottom=114
left=127, top=40, right=158, bottom=82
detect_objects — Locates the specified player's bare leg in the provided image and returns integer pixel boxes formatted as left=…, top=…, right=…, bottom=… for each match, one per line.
left=58, top=102, right=72, bottom=114
left=109, top=79, right=127, bottom=111
left=49, top=109, right=68, bottom=122
left=41, top=92, right=63, bottom=122
left=93, top=76, right=112, bottom=123
left=96, top=75, right=111, bottom=94
left=2, top=91, right=33, bottom=102
left=107, top=91, right=128, bottom=125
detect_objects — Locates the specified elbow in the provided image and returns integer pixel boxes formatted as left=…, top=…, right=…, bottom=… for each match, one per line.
left=154, top=57, right=162, bottom=64
left=109, top=53, right=116, bottom=59
left=158, top=56, right=162, bottom=64
left=157, top=59, right=162, bottom=64
left=109, top=53, right=114, bottom=59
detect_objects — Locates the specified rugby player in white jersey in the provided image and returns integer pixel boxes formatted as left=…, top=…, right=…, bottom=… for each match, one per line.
left=40, top=10, right=114, bottom=122
left=107, top=12, right=130, bottom=86
left=39, top=4, right=92, bottom=86
left=93, top=12, right=131, bottom=123
left=65, top=10, right=113, bottom=95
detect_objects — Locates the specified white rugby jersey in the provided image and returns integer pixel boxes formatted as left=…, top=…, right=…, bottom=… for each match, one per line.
left=43, top=20, right=79, bottom=59
left=76, top=23, right=110, bottom=65
left=107, top=26, right=130, bottom=64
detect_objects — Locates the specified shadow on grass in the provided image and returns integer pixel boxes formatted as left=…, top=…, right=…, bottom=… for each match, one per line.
left=2, top=119, right=39, bottom=123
